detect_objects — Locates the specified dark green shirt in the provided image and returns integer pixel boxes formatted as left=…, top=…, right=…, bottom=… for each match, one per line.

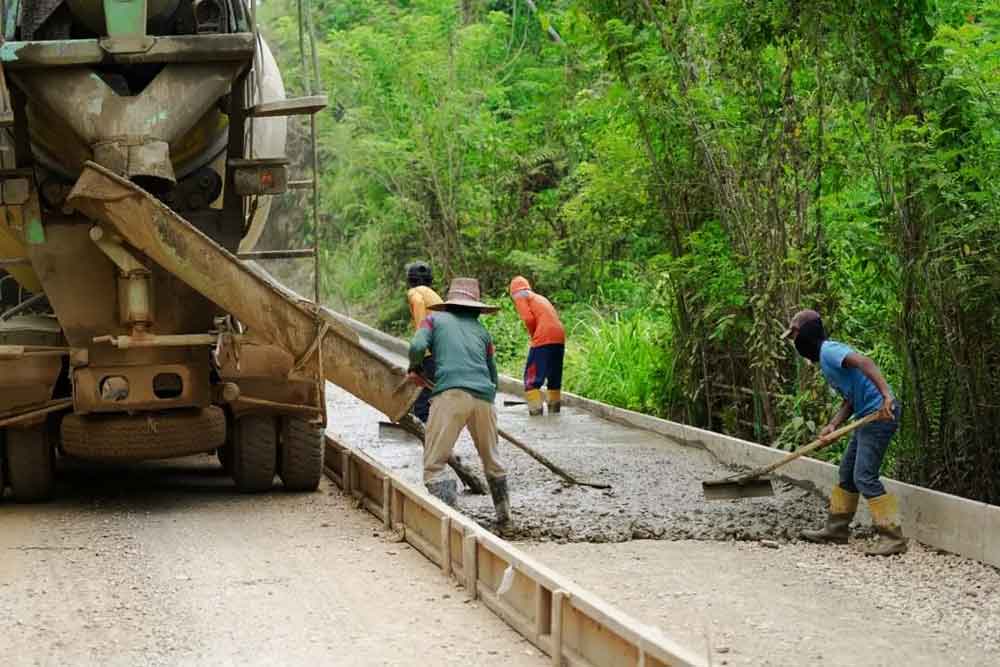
left=408, top=310, right=498, bottom=403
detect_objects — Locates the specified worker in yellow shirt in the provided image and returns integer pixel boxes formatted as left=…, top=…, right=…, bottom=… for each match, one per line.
left=405, top=262, right=443, bottom=422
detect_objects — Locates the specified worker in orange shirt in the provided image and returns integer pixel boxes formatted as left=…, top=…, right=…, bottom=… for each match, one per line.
left=406, top=261, right=443, bottom=422
left=509, top=276, right=565, bottom=415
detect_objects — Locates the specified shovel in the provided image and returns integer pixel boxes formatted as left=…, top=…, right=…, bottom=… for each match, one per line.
left=701, top=412, right=882, bottom=501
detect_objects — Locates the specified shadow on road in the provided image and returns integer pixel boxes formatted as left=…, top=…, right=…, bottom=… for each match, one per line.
left=1, top=453, right=285, bottom=509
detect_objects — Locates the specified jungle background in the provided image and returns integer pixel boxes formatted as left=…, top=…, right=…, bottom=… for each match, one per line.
left=257, top=0, right=999, bottom=503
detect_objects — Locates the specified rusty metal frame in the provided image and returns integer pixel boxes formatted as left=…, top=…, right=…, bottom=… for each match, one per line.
left=0, top=398, right=72, bottom=428
left=67, top=162, right=421, bottom=421
left=73, top=362, right=212, bottom=414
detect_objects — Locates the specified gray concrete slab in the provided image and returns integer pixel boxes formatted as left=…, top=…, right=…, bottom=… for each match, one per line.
left=341, top=315, right=1000, bottom=568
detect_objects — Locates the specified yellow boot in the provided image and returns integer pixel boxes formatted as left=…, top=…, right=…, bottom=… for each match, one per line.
left=548, top=389, right=561, bottom=414
left=525, top=389, right=544, bottom=416
left=801, top=485, right=858, bottom=544
left=865, top=494, right=907, bottom=555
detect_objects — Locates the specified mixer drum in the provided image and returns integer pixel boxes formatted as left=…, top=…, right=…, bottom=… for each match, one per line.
left=17, top=31, right=286, bottom=252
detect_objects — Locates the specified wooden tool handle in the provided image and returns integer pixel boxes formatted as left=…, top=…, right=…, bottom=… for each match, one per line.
left=754, top=411, right=883, bottom=478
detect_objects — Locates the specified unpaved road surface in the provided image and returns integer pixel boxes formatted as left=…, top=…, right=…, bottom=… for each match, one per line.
left=326, top=378, right=1000, bottom=667
left=0, top=456, right=544, bottom=667
left=527, top=540, right=1000, bottom=667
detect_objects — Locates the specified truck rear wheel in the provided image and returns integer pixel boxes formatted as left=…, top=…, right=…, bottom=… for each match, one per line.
left=278, top=417, right=324, bottom=492
left=5, top=426, right=54, bottom=502
left=232, top=415, right=276, bottom=493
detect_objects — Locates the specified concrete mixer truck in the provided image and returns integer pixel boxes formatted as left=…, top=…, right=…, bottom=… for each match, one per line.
left=0, top=1, right=418, bottom=501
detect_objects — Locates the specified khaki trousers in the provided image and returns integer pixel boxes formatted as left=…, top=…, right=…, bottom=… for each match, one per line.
left=424, top=389, right=505, bottom=483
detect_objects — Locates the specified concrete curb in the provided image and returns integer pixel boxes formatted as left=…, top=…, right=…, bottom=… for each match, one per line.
left=324, top=435, right=706, bottom=667
left=336, top=314, right=1000, bottom=568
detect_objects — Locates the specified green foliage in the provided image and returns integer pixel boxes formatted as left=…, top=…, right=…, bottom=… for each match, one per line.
left=563, top=307, right=677, bottom=415
left=262, top=0, right=1000, bottom=503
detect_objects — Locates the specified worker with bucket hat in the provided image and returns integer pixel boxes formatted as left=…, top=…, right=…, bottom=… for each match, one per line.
left=407, top=277, right=513, bottom=535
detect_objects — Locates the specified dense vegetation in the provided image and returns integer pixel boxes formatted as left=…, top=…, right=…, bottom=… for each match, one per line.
left=260, top=1, right=999, bottom=503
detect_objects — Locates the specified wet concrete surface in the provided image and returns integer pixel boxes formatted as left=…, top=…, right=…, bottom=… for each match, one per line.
left=326, top=384, right=829, bottom=544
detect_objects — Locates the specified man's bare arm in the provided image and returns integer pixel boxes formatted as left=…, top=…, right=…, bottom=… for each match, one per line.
left=821, top=399, right=853, bottom=439
left=843, top=352, right=895, bottom=420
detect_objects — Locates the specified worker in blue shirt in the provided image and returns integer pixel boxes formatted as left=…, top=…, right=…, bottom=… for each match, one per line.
left=782, top=309, right=906, bottom=556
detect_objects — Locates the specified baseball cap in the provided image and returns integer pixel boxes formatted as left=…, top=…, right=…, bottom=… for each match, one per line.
left=780, top=309, right=822, bottom=340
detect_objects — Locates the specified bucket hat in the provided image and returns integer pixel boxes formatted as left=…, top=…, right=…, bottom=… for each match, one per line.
left=429, top=277, right=498, bottom=313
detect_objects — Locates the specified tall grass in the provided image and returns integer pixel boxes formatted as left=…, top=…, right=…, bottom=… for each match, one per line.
left=489, top=296, right=677, bottom=416
left=562, top=308, right=676, bottom=415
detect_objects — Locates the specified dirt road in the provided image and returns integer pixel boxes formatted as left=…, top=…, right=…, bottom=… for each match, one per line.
left=0, top=456, right=544, bottom=667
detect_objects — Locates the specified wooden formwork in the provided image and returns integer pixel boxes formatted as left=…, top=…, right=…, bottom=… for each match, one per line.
left=324, top=436, right=704, bottom=667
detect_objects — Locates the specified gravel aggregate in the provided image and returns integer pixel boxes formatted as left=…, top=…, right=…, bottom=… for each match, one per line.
left=526, top=539, right=1000, bottom=666
left=1, top=456, right=543, bottom=666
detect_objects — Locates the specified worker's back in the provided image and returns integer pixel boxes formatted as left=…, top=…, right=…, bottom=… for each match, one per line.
left=511, top=288, right=565, bottom=347
left=420, top=310, right=497, bottom=403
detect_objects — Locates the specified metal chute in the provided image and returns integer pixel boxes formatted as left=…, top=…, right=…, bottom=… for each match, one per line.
left=67, top=161, right=421, bottom=421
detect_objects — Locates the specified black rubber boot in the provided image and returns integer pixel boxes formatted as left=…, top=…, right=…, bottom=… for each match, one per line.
left=865, top=494, right=908, bottom=556
left=426, top=479, right=457, bottom=507
left=487, top=476, right=515, bottom=537
left=801, top=513, right=853, bottom=544
left=801, top=485, right=858, bottom=544
left=525, top=390, right=543, bottom=416
left=866, top=524, right=908, bottom=556
left=548, top=390, right=562, bottom=414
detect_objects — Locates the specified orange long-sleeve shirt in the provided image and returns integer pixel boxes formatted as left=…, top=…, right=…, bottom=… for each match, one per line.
left=509, top=276, right=565, bottom=347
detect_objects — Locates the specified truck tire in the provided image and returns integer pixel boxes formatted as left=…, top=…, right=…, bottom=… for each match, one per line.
left=5, top=426, right=54, bottom=502
left=61, top=408, right=225, bottom=461
left=232, top=415, right=276, bottom=493
left=278, top=417, right=324, bottom=492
